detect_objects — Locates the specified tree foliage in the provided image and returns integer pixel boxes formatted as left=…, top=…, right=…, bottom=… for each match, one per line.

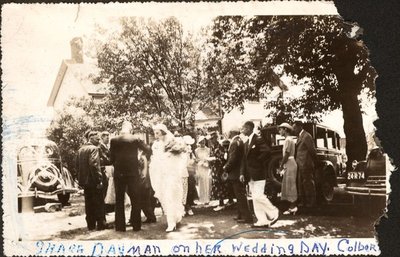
left=209, top=16, right=375, bottom=116
left=204, top=16, right=287, bottom=112
left=46, top=97, right=110, bottom=175
left=208, top=15, right=377, bottom=163
left=94, top=17, right=219, bottom=131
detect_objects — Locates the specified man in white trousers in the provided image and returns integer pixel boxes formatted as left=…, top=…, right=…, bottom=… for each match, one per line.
left=240, top=121, right=279, bottom=228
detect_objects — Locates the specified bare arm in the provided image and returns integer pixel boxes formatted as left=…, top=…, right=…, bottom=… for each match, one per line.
left=280, top=138, right=291, bottom=169
left=280, top=151, right=290, bottom=169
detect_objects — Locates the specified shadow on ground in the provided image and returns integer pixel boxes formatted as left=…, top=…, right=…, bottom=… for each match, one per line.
left=52, top=199, right=381, bottom=240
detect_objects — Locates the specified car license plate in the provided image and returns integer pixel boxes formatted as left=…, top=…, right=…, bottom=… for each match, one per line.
left=347, top=171, right=365, bottom=180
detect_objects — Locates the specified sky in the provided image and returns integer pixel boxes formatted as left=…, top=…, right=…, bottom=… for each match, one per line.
left=1, top=4, right=220, bottom=119
left=1, top=2, right=378, bottom=138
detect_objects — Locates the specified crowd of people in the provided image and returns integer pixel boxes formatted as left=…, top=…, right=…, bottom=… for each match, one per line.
left=75, top=119, right=317, bottom=233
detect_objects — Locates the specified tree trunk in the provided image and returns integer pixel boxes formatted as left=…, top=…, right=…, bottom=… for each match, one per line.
left=341, top=92, right=368, bottom=169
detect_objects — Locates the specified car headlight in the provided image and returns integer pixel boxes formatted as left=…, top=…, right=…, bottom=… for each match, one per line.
left=352, top=160, right=358, bottom=169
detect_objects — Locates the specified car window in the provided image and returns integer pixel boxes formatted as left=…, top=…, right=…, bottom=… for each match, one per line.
left=317, top=139, right=325, bottom=148
left=316, top=127, right=327, bottom=148
left=327, top=130, right=336, bottom=149
left=269, top=131, right=285, bottom=146
left=276, top=134, right=285, bottom=146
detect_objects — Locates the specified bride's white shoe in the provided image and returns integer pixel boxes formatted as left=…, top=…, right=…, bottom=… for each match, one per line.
left=283, top=206, right=298, bottom=215
left=166, top=226, right=176, bottom=232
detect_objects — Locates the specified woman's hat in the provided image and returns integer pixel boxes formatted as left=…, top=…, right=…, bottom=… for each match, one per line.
left=278, top=122, right=293, bottom=131
left=183, top=135, right=195, bottom=145
left=198, top=136, right=206, bottom=143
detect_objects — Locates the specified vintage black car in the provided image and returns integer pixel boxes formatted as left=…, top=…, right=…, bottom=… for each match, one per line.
left=17, top=139, right=78, bottom=207
left=345, top=147, right=387, bottom=197
left=261, top=123, right=346, bottom=204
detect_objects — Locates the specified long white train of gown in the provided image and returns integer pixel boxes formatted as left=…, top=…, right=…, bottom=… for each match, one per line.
left=150, top=150, right=185, bottom=228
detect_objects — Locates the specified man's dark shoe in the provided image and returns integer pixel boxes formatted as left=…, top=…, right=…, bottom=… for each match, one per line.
left=251, top=224, right=269, bottom=228
left=97, top=223, right=110, bottom=230
left=298, top=208, right=311, bottom=215
left=132, top=227, right=141, bottom=232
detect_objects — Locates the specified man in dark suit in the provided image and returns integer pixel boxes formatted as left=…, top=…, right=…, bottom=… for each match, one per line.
left=99, top=131, right=111, bottom=168
left=240, top=121, right=279, bottom=228
left=129, top=149, right=157, bottom=225
left=223, top=127, right=252, bottom=223
left=110, top=122, right=151, bottom=232
left=293, top=120, right=317, bottom=208
left=76, top=131, right=107, bottom=230
left=99, top=131, right=113, bottom=213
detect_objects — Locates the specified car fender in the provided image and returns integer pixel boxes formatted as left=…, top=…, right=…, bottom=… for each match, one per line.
left=318, top=160, right=337, bottom=186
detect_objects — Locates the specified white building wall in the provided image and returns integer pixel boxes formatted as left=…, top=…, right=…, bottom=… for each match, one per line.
left=221, top=102, right=269, bottom=134
left=53, top=67, right=88, bottom=110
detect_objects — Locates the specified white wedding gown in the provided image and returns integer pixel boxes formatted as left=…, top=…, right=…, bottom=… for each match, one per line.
left=149, top=140, right=185, bottom=229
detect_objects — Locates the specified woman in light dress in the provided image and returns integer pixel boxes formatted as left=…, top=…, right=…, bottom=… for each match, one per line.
left=149, top=124, right=187, bottom=232
left=194, top=136, right=211, bottom=204
left=278, top=123, right=298, bottom=215
left=179, top=135, right=195, bottom=212
left=182, top=135, right=197, bottom=216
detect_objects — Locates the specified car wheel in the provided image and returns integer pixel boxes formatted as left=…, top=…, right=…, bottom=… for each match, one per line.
left=267, top=155, right=283, bottom=187
left=57, top=193, right=70, bottom=206
left=320, top=179, right=334, bottom=202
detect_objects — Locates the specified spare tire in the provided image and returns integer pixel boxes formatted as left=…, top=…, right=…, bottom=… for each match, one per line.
left=28, top=163, right=60, bottom=192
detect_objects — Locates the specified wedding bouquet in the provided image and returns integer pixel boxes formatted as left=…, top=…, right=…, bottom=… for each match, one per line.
left=164, top=138, right=187, bottom=155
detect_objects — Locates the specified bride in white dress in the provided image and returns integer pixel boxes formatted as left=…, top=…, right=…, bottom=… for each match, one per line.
left=149, top=124, right=186, bottom=232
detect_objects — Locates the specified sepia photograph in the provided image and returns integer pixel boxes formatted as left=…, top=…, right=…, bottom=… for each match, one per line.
left=2, top=2, right=392, bottom=255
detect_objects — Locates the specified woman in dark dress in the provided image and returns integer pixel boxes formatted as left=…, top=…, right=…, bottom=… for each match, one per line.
left=209, top=132, right=234, bottom=211
left=183, top=135, right=198, bottom=216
